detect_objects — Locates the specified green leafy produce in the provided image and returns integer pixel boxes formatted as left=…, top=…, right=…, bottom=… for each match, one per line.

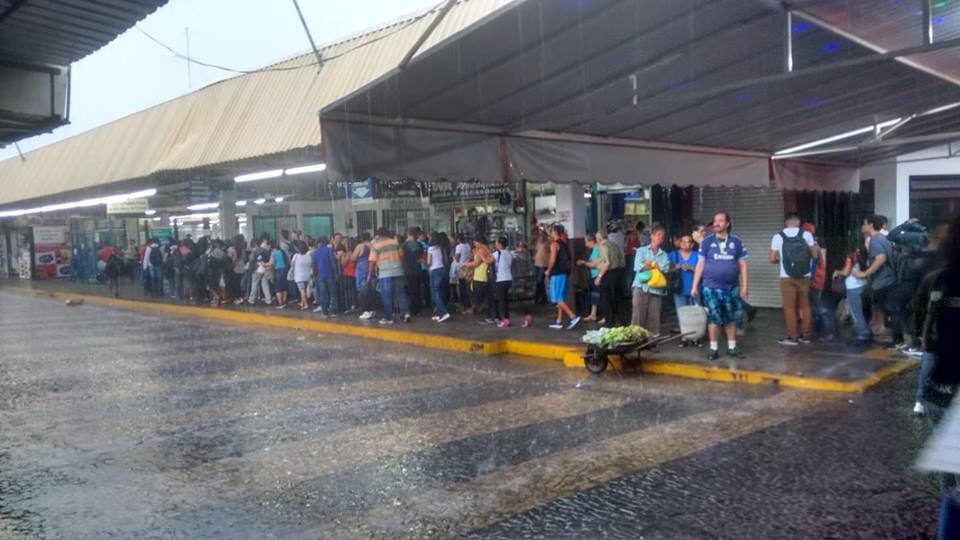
left=581, top=325, right=651, bottom=348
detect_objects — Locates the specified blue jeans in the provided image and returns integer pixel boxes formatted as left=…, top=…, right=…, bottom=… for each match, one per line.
left=811, top=289, right=838, bottom=339
left=315, top=277, right=338, bottom=315
left=916, top=352, right=935, bottom=402
left=149, top=266, right=162, bottom=296
left=846, top=286, right=870, bottom=341
left=430, top=268, right=448, bottom=316
left=379, top=276, right=410, bottom=321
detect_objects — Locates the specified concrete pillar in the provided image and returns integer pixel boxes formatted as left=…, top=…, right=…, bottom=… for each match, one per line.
left=219, top=189, right=237, bottom=240
left=554, top=182, right=587, bottom=238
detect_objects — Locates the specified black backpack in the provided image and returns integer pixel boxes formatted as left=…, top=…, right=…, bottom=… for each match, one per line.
left=149, top=246, right=163, bottom=266
left=779, top=231, right=812, bottom=278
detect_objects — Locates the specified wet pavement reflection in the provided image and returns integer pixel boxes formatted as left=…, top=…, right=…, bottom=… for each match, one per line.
left=0, top=291, right=938, bottom=538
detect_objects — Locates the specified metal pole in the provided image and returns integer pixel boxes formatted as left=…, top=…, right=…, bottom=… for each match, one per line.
left=922, top=0, right=933, bottom=46
left=185, top=27, right=192, bottom=89
left=785, top=11, right=793, bottom=73
left=291, top=0, right=324, bottom=72
left=398, top=0, right=458, bottom=70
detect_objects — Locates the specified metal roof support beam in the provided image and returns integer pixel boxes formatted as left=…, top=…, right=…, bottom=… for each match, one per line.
left=784, top=11, right=793, bottom=73
left=398, top=0, right=457, bottom=70
left=291, top=0, right=323, bottom=72
left=922, top=0, right=934, bottom=46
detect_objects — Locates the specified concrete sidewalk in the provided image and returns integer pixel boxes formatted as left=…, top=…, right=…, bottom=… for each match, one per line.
left=3, top=279, right=916, bottom=393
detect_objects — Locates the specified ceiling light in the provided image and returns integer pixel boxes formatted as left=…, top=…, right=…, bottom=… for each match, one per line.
left=234, top=169, right=284, bottom=183
left=187, top=202, right=219, bottom=211
left=151, top=217, right=161, bottom=221
left=275, top=197, right=285, bottom=203
left=144, top=209, right=157, bottom=216
left=0, top=188, right=157, bottom=218
left=284, top=163, right=326, bottom=176
left=773, top=118, right=901, bottom=156
left=253, top=198, right=266, bottom=205
left=235, top=200, right=247, bottom=207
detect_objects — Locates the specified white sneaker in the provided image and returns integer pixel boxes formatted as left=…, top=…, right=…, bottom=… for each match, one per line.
left=431, top=315, right=440, bottom=322
left=313, top=306, right=324, bottom=313
left=913, top=402, right=926, bottom=416
left=358, top=311, right=374, bottom=320
left=438, top=313, right=451, bottom=323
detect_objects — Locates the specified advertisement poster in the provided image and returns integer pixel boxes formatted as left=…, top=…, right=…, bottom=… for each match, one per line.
left=33, top=226, right=71, bottom=280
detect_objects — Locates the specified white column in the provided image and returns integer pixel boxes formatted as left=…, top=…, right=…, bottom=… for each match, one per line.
left=553, top=182, right=587, bottom=238
left=219, top=189, right=238, bottom=239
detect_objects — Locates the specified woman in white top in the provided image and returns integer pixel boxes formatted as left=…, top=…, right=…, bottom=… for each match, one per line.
left=290, top=242, right=314, bottom=311
left=427, top=234, right=451, bottom=322
left=494, top=236, right=514, bottom=328
left=833, top=244, right=870, bottom=344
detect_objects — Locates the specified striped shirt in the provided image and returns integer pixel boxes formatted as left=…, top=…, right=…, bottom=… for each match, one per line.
left=369, top=237, right=403, bottom=278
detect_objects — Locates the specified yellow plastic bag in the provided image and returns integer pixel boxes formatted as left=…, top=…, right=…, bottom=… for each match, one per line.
left=647, top=267, right=667, bottom=289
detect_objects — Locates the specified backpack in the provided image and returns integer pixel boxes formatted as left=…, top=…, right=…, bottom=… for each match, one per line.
left=779, top=231, right=812, bottom=278
left=191, top=253, right=209, bottom=280
left=148, top=246, right=162, bottom=267
left=162, top=250, right=175, bottom=278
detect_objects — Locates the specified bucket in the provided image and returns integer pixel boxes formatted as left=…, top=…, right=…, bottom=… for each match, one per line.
left=677, top=305, right=707, bottom=340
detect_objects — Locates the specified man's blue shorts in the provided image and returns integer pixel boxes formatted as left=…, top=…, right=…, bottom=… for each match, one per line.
left=549, top=274, right=568, bottom=304
left=702, top=286, right=743, bottom=326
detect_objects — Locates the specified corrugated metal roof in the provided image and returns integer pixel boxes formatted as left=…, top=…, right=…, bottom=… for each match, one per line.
left=321, top=0, right=960, bottom=174
left=0, top=0, right=168, bottom=66
left=0, top=0, right=514, bottom=207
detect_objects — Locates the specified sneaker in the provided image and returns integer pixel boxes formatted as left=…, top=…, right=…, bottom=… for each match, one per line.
left=328, top=313, right=338, bottom=319
left=913, top=401, right=926, bottom=416
left=904, top=347, right=924, bottom=358
left=438, top=313, right=451, bottom=323
left=778, top=337, right=800, bottom=346
left=522, top=314, right=533, bottom=328
left=727, top=347, right=746, bottom=359
left=431, top=315, right=440, bottom=322
left=678, top=341, right=689, bottom=348
left=483, top=318, right=497, bottom=325
left=498, top=319, right=511, bottom=328
left=403, top=314, right=412, bottom=323
left=378, top=318, right=394, bottom=325
left=885, top=342, right=904, bottom=352
left=358, top=311, right=374, bottom=320
left=566, top=316, right=582, bottom=330
left=797, top=337, right=812, bottom=345
left=707, top=349, right=720, bottom=361
left=549, top=323, right=564, bottom=330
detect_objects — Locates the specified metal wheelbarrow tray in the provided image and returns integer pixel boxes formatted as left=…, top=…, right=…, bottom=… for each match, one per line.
left=582, top=333, right=689, bottom=375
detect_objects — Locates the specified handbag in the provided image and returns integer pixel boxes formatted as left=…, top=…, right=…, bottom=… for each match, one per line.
left=831, top=275, right=846, bottom=296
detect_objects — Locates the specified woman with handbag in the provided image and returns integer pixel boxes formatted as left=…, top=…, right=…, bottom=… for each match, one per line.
left=631, top=225, right=671, bottom=336
left=833, top=242, right=870, bottom=345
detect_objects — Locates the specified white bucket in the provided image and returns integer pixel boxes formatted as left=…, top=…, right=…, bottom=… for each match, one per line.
left=677, top=305, right=708, bottom=340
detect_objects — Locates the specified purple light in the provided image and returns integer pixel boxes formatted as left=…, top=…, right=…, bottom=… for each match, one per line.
left=793, top=22, right=812, bottom=32
left=822, top=42, right=841, bottom=53
left=934, top=16, right=945, bottom=25
left=805, top=97, right=823, bottom=109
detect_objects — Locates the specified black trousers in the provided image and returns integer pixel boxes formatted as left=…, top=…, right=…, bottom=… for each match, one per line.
left=495, top=280, right=512, bottom=321
left=599, top=268, right=621, bottom=325
left=405, top=274, right=422, bottom=315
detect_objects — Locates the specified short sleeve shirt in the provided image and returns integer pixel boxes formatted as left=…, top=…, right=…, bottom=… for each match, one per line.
left=428, top=245, right=444, bottom=271
left=369, top=238, right=404, bottom=279
left=770, top=227, right=815, bottom=278
left=495, top=250, right=513, bottom=282
left=700, top=234, right=749, bottom=289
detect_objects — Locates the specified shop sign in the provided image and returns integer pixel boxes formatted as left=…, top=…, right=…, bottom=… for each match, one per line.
left=33, top=226, right=67, bottom=244
left=33, top=225, right=70, bottom=279
left=151, top=227, right=173, bottom=240
left=350, top=179, right=374, bottom=204
left=378, top=179, right=426, bottom=199
left=106, top=198, right=149, bottom=215
left=389, top=198, right=424, bottom=210
left=429, top=183, right=512, bottom=204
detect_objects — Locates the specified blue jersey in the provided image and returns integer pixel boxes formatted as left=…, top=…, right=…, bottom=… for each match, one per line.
left=699, top=234, right=748, bottom=289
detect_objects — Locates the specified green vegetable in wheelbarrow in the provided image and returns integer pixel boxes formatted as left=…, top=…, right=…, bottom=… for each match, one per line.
left=581, top=326, right=651, bottom=348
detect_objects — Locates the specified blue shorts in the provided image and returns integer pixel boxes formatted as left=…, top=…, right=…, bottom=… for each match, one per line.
left=549, top=275, right=568, bottom=304
left=702, top=286, right=743, bottom=326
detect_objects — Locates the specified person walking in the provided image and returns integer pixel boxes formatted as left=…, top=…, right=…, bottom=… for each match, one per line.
left=369, top=228, right=411, bottom=325
left=545, top=224, right=580, bottom=330
left=493, top=236, right=514, bottom=328
left=914, top=214, right=960, bottom=539
left=691, top=212, right=750, bottom=360
left=769, top=214, right=818, bottom=346
left=669, top=233, right=701, bottom=347
left=833, top=242, right=871, bottom=346
left=427, top=233, right=451, bottom=323
left=631, top=225, right=671, bottom=336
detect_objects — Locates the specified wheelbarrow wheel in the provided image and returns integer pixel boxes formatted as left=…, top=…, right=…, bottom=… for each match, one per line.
left=584, top=345, right=609, bottom=374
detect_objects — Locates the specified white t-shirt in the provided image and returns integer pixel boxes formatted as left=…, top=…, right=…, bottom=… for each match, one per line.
left=291, top=252, right=313, bottom=283
left=495, top=249, right=513, bottom=282
left=427, top=245, right=445, bottom=271
left=770, top=227, right=815, bottom=278
left=454, top=243, right=471, bottom=264
left=845, top=262, right=868, bottom=290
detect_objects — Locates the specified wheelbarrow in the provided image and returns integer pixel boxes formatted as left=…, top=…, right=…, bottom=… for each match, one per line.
left=582, top=332, right=691, bottom=375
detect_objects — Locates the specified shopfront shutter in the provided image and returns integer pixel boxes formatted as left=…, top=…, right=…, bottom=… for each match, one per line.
left=694, top=187, right=785, bottom=308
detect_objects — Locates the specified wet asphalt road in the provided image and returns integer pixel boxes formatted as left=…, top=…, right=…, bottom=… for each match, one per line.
left=0, top=290, right=940, bottom=539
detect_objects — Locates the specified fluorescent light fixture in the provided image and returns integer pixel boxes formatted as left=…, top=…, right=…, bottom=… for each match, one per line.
left=187, top=202, right=219, bottom=211
left=168, top=212, right=219, bottom=221
left=253, top=198, right=266, bottom=205
left=144, top=209, right=157, bottom=216
left=0, top=188, right=156, bottom=218
left=774, top=118, right=901, bottom=156
left=235, top=200, right=247, bottom=207
left=151, top=217, right=161, bottom=221
left=275, top=197, right=284, bottom=203
left=234, top=169, right=283, bottom=183
left=284, top=163, right=326, bottom=176
left=922, top=101, right=960, bottom=117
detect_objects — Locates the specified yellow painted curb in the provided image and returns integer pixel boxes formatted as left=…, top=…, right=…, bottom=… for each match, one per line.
left=10, top=287, right=915, bottom=393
